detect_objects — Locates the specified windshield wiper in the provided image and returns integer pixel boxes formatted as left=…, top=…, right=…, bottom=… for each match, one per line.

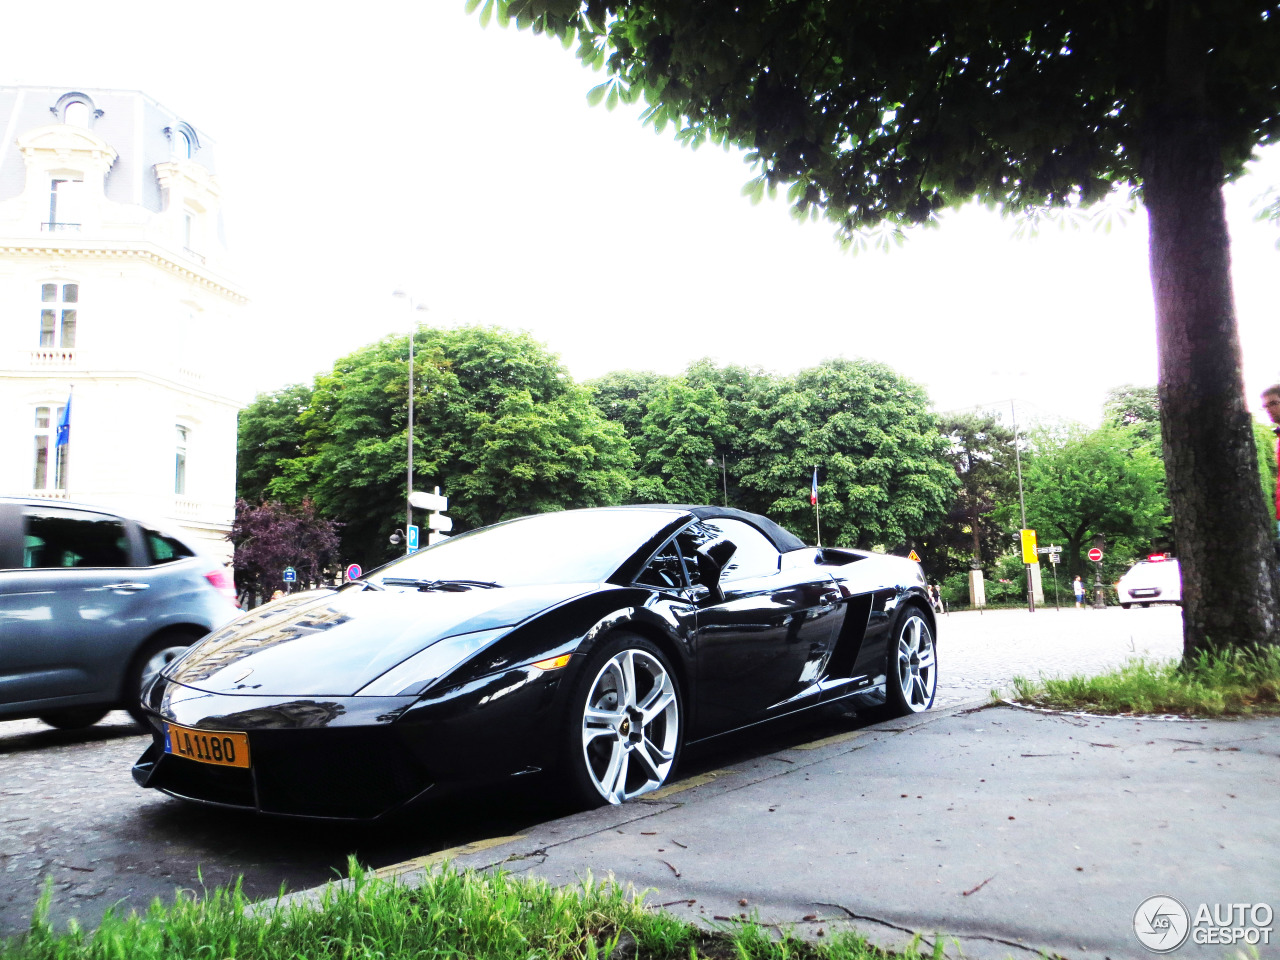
left=380, top=578, right=502, bottom=592
left=338, top=579, right=382, bottom=592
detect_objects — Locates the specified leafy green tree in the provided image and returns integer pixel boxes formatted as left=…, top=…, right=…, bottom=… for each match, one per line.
left=632, top=381, right=728, bottom=504
left=588, top=369, right=674, bottom=439
left=482, top=0, right=1280, bottom=654
left=236, top=383, right=313, bottom=505
left=927, top=412, right=1018, bottom=574
left=264, top=326, right=633, bottom=566
left=1103, top=385, right=1162, bottom=445
left=1013, top=425, right=1170, bottom=583
left=735, top=358, right=956, bottom=549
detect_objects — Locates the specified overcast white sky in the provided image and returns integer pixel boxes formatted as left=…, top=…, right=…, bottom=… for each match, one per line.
left=4, top=2, right=1277, bottom=425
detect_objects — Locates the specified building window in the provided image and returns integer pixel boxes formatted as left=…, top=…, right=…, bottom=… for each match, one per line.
left=63, top=101, right=90, bottom=127
left=51, top=92, right=101, bottom=128
left=33, top=406, right=68, bottom=492
left=175, top=425, right=188, bottom=495
left=39, top=283, right=78, bottom=347
left=179, top=130, right=194, bottom=159
left=46, top=178, right=83, bottom=231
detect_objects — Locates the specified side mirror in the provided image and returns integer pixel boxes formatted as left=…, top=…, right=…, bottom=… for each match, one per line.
left=694, top=538, right=737, bottom=594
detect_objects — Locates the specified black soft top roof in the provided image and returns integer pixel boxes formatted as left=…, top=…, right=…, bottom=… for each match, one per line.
left=625, top=504, right=807, bottom=553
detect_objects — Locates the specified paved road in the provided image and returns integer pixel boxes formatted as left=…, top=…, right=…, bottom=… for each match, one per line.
left=0, top=606, right=1185, bottom=939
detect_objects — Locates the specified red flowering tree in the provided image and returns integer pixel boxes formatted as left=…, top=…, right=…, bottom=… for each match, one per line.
left=229, top=499, right=342, bottom=604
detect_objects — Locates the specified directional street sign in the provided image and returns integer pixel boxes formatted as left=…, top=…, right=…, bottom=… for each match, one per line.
left=282, top=567, right=296, bottom=582
left=345, top=563, right=362, bottom=581
left=1049, top=553, right=1060, bottom=565
left=406, top=524, right=420, bottom=553
left=408, top=490, right=448, bottom=512
left=1088, top=547, right=1104, bottom=562
left=427, top=513, right=453, bottom=533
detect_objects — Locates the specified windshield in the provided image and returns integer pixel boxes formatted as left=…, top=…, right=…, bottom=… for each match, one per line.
left=369, top=508, right=684, bottom=588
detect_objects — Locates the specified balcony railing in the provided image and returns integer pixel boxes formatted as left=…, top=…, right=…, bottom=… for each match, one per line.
left=174, top=498, right=200, bottom=517
left=29, top=347, right=76, bottom=366
left=183, top=247, right=206, bottom=265
left=41, top=222, right=82, bottom=233
left=28, top=489, right=69, bottom=500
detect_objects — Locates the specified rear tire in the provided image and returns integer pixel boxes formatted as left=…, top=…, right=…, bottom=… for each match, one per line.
left=38, top=708, right=109, bottom=730
left=864, top=603, right=937, bottom=722
left=564, top=633, right=682, bottom=807
left=1121, top=603, right=1132, bottom=609
left=125, top=631, right=200, bottom=725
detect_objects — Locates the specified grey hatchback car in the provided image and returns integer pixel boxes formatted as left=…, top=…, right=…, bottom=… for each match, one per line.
left=0, top=498, right=238, bottom=729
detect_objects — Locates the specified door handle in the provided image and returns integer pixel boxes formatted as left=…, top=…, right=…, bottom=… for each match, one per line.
left=104, top=582, right=150, bottom=592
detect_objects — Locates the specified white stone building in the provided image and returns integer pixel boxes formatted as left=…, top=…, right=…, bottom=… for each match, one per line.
left=0, top=87, right=245, bottom=562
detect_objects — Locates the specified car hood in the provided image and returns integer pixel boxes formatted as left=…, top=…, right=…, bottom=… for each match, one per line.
left=165, top=582, right=594, bottom=697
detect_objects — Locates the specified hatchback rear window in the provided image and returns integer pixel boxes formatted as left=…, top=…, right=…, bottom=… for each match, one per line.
left=144, top=529, right=195, bottom=565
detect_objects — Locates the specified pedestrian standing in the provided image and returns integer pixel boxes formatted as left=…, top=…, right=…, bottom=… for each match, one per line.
left=1263, top=383, right=1280, bottom=541
left=929, top=582, right=945, bottom=615
left=1072, top=575, right=1085, bottom=609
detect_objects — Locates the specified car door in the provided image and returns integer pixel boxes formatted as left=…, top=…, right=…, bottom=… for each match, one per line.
left=0, top=504, right=147, bottom=711
left=686, top=519, right=843, bottom=738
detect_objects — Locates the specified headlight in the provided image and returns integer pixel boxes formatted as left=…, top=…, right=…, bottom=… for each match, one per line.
left=355, top=628, right=509, bottom=697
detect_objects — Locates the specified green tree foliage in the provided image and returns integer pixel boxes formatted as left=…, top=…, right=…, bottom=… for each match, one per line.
left=479, top=0, right=1280, bottom=653
left=927, top=413, right=1018, bottom=573
left=733, top=359, right=956, bottom=549
left=1255, top=419, right=1278, bottom=525
left=588, top=369, right=674, bottom=438
left=632, top=381, right=727, bottom=504
left=1103, top=385, right=1162, bottom=445
left=263, top=326, right=633, bottom=566
left=235, top=383, right=312, bottom=505
left=1013, top=425, right=1170, bottom=583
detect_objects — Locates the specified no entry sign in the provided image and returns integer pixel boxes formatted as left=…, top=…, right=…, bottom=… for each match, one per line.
left=1088, top=548, right=1103, bottom=562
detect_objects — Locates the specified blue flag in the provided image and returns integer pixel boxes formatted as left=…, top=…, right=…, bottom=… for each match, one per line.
left=55, top=395, right=71, bottom=447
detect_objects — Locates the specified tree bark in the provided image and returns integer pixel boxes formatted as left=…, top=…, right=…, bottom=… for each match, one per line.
left=1143, top=123, right=1280, bottom=656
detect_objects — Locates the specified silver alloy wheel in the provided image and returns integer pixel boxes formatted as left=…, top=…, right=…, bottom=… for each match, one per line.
left=139, top=644, right=188, bottom=691
left=580, top=648, right=679, bottom=804
left=894, top=613, right=937, bottom=711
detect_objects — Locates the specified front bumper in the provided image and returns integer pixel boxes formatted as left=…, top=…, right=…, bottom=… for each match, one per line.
left=133, top=663, right=568, bottom=819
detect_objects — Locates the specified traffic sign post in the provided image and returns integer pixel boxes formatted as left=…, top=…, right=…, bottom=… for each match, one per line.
left=282, top=567, right=296, bottom=582
left=1019, top=529, right=1037, bottom=613
left=345, top=563, right=362, bottom=581
left=1090, top=540, right=1106, bottom=609
left=406, top=524, right=419, bottom=553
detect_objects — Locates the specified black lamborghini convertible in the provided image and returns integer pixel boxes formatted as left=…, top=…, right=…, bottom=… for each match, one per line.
left=132, top=505, right=938, bottom=819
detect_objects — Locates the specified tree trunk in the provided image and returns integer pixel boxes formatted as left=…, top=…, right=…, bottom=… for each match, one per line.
left=1143, top=123, right=1280, bottom=657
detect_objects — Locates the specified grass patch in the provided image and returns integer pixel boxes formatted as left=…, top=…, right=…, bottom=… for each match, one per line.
left=1010, top=646, right=1280, bottom=716
left=0, top=859, right=948, bottom=960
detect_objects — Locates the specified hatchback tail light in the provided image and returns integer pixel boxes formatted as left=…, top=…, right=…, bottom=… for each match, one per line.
left=204, top=568, right=238, bottom=602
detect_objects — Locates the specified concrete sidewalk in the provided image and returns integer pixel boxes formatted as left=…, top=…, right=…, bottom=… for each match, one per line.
left=326, top=701, right=1278, bottom=960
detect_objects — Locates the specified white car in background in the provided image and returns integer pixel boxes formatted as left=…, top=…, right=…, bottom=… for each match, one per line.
left=1115, top=556, right=1182, bottom=608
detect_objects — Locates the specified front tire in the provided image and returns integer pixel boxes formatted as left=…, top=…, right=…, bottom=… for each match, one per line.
left=38, top=708, right=109, bottom=730
left=565, top=634, right=682, bottom=807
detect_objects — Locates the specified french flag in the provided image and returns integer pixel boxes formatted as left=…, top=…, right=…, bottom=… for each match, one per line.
left=810, top=466, right=818, bottom=506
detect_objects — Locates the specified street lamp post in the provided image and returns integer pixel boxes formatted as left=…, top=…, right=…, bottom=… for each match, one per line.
left=1011, top=399, right=1035, bottom=613
left=705, top=454, right=727, bottom=506
left=393, top=291, right=428, bottom=554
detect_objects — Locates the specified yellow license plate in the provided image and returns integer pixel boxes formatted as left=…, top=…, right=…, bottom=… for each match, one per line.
left=165, top=723, right=251, bottom=769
